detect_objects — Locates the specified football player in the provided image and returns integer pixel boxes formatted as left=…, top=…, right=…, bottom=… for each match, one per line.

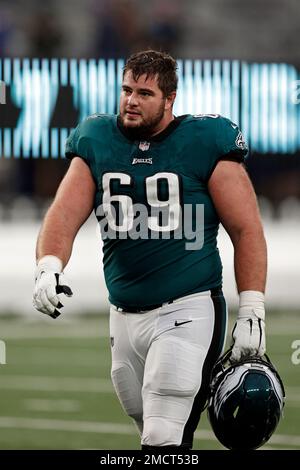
left=33, top=50, right=267, bottom=449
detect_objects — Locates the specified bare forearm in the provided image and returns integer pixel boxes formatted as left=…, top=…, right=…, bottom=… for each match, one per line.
left=36, top=203, right=77, bottom=267
left=232, top=228, right=267, bottom=293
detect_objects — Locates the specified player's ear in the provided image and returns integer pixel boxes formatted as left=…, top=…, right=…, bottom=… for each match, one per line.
left=165, top=91, right=176, bottom=111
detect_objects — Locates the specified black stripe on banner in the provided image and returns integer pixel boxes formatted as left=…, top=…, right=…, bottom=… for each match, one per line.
left=181, top=288, right=227, bottom=448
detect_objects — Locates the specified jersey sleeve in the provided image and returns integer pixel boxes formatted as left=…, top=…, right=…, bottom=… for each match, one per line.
left=203, top=116, right=248, bottom=181
left=216, top=117, right=248, bottom=162
left=65, top=120, right=92, bottom=167
left=65, top=124, right=80, bottom=159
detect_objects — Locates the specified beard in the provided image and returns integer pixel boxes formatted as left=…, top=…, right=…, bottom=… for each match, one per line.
left=119, top=101, right=165, bottom=139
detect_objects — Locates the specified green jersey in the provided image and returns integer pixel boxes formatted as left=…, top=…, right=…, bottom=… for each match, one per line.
left=66, top=113, right=248, bottom=308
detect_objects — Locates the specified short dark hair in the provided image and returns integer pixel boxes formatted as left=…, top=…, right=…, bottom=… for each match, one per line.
left=123, top=50, right=178, bottom=97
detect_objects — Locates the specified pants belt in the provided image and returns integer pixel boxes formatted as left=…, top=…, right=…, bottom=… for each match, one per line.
left=112, top=287, right=223, bottom=313
left=112, top=300, right=173, bottom=313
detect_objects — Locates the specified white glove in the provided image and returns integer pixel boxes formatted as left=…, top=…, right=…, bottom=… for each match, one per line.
left=33, top=255, right=73, bottom=319
left=230, top=290, right=266, bottom=362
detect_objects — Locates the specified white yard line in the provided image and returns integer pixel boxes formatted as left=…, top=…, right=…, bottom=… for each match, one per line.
left=1, top=376, right=299, bottom=407
left=0, top=417, right=134, bottom=435
left=0, top=375, right=113, bottom=392
left=0, top=324, right=298, bottom=339
left=23, top=399, right=81, bottom=412
left=195, top=430, right=300, bottom=448
left=0, top=314, right=298, bottom=339
left=0, top=323, right=109, bottom=339
left=0, top=417, right=298, bottom=448
left=268, top=434, right=300, bottom=447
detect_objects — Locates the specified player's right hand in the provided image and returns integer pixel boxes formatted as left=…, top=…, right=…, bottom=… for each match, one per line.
left=33, top=255, right=73, bottom=319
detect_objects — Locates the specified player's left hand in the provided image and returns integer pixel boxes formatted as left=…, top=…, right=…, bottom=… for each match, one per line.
left=230, top=291, right=266, bottom=362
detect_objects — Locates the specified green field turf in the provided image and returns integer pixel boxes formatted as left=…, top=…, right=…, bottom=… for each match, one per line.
left=0, top=312, right=299, bottom=450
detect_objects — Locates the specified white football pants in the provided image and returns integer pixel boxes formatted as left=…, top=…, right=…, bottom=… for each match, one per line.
left=109, top=289, right=227, bottom=447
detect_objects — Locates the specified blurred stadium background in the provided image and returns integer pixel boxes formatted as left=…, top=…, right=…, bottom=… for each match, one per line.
left=0, top=0, right=299, bottom=450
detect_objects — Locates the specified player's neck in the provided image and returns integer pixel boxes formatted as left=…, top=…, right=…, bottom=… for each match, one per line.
left=150, top=114, right=175, bottom=137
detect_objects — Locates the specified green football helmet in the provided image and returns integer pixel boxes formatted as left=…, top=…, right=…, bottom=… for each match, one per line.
left=207, top=349, right=285, bottom=450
